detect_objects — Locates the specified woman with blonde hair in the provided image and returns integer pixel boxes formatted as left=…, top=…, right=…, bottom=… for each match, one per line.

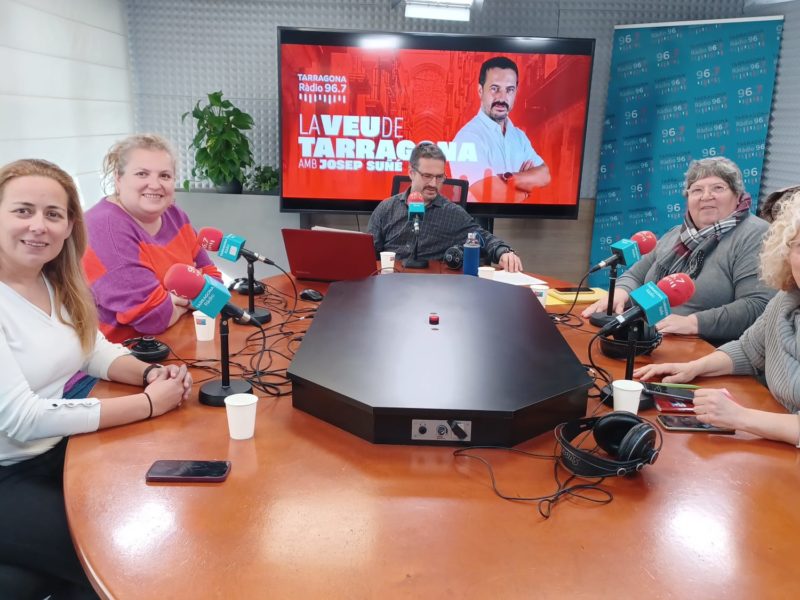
left=83, top=133, right=222, bottom=342
left=0, top=159, right=191, bottom=598
left=634, top=191, right=800, bottom=446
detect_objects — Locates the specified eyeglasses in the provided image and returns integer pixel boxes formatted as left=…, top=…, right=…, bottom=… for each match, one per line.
left=412, top=168, right=446, bottom=183
left=687, top=184, right=731, bottom=198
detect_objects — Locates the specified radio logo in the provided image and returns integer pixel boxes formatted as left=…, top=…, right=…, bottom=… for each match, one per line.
left=297, top=74, right=348, bottom=104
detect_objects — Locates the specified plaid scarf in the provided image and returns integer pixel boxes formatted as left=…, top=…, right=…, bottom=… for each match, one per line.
left=654, top=192, right=753, bottom=280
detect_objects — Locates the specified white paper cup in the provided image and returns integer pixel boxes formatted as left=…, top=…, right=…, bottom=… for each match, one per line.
left=530, top=283, right=549, bottom=306
left=380, top=251, right=396, bottom=273
left=478, top=266, right=496, bottom=279
left=193, top=310, right=216, bottom=341
left=224, top=393, right=259, bottom=440
left=612, top=380, right=644, bottom=414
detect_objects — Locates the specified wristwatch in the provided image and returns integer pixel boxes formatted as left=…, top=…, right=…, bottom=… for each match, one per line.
left=500, top=172, right=514, bottom=182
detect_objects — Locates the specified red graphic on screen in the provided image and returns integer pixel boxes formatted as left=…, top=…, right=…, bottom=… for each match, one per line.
left=281, top=45, right=591, bottom=206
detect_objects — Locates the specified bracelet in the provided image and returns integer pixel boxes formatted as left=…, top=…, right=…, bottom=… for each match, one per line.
left=142, top=363, right=164, bottom=387
left=143, top=392, right=153, bottom=419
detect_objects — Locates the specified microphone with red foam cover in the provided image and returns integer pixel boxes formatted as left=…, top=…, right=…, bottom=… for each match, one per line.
left=631, top=230, right=657, bottom=255
left=196, top=227, right=275, bottom=265
left=598, top=272, right=695, bottom=335
left=589, top=230, right=657, bottom=273
left=165, top=263, right=255, bottom=324
left=198, top=227, right=223, bottom=252
left=407, top=191, right=425, bottom=232
left=656, top=272, right=696, bottom=306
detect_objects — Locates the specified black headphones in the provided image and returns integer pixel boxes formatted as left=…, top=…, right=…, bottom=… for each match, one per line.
left=599, top=322, right=662, bottom=359
left=443, top=245, right=463, bottom=269
left=554, top=413, right=661, bottom=478
left=228, top=278, right=265, bottom=295
left=122, top=336, right=170, bottom=362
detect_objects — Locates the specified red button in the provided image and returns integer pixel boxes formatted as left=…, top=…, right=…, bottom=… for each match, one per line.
left=429, top=313, right=440, bottom=325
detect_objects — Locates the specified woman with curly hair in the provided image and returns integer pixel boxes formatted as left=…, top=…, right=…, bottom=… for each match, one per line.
left=634, top=191, right=800, bottom=446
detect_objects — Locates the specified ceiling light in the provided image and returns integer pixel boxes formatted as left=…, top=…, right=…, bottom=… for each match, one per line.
left=404, top=0, right=473, bottom=22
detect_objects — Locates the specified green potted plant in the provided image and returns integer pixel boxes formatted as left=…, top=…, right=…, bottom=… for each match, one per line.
left=182, top=91, right=254, bottom=193
left=244, top=164, right=280, bottom=194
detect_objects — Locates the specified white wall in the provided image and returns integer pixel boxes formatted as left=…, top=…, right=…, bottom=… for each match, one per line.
left=0, top=0, right=134, bottom=207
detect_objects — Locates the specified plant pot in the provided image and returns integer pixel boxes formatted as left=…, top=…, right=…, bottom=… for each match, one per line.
left=215, top=180, right=243, bottom=194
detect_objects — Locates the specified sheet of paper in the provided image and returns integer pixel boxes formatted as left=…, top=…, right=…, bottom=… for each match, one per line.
left=492, top=271, right=546, bottom=286
left=311, top=226, right=361, bottom=234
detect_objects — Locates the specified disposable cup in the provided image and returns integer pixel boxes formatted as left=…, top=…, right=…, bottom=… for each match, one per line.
left=193, top=310, right=216, bottom=341
left=380, top=251, right=396, bottom=273
left=224, top=393, right=259, bottom=440
left=530, top=283, right=549, bottom=306
left=612, top=380, right=644, bottom=414
left=478, top=266, right=496, bottom=279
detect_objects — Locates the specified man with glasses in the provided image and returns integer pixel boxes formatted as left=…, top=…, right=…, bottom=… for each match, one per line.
left=367, top=142, right=523, bottom=272
left=450, top=56, right=550, bottom=201
left=581, top=156, right=774, bottom=346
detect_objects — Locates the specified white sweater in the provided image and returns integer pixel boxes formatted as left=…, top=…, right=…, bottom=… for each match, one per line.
left=0, top=278, right=129, bottom=465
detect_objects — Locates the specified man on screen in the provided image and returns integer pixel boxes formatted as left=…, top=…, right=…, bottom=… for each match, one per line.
left=450, top=56, right=551, bottom=201
left=368, top=142, right=523, bottom=272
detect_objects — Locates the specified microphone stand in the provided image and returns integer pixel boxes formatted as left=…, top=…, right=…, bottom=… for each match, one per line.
left=599, top=320, right=644, bottom=407
left=234, top=256, right=272, bottom=325
left=403, top=217, right=428, bottom=269
left=199, top=313, right=253, bottom=406
left=589, top=262, right=619, bottom=328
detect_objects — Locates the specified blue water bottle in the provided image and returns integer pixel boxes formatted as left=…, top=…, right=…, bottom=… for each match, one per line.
left=463, top=232, right=480, bottom=276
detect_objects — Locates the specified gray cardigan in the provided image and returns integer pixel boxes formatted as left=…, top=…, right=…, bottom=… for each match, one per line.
left=616, top=215, right=775, bottom=345
left=718, top=289, right=800, bottom=413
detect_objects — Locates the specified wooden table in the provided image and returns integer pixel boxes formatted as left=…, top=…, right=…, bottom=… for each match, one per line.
left=64, top=268, right=800, bottom=599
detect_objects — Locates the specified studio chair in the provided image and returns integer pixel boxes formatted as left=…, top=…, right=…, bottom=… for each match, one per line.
left=390, top=175, right=469, bottom=206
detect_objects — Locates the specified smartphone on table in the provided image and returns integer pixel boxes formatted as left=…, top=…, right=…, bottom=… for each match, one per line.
left=656, top=414, right=735, bottom=434
left=642, top=382, right=697, bottom=402
left=145, top=460, right=231, bottom=483
left=553, top=286, right=594, bottom=294
left=550, top=286, right=597, bottom=302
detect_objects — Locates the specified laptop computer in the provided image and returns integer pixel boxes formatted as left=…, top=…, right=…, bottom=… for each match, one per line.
left=281, top=228, right=377, bottom=281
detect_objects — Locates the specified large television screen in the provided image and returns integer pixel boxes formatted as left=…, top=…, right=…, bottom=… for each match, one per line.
left=279, top=28, right=594, bottom=219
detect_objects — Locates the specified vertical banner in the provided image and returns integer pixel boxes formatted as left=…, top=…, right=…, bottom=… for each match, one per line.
left=589, top=17, right=783, bottom=287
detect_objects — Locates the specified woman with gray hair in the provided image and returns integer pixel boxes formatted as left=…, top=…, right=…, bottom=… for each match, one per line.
left=634, top=192, right=800, bottom=446
left=583, top=157, right=775, bottom=345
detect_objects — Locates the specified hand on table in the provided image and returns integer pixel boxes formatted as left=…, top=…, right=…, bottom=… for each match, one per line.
left=171, top=293, right=191, bottom=309
left=498, top=251, right=523, bottom=273
left=145, top=376, right=185, bottom=416
left=693, top=388, right=745, bottom=430
left=655, top=314, right=698, bottom=336
left=580, top=289, right=630, bottom=318
left=147, top=364, right=193, bottom=401
left=633, top=361, right=698, bottom=384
